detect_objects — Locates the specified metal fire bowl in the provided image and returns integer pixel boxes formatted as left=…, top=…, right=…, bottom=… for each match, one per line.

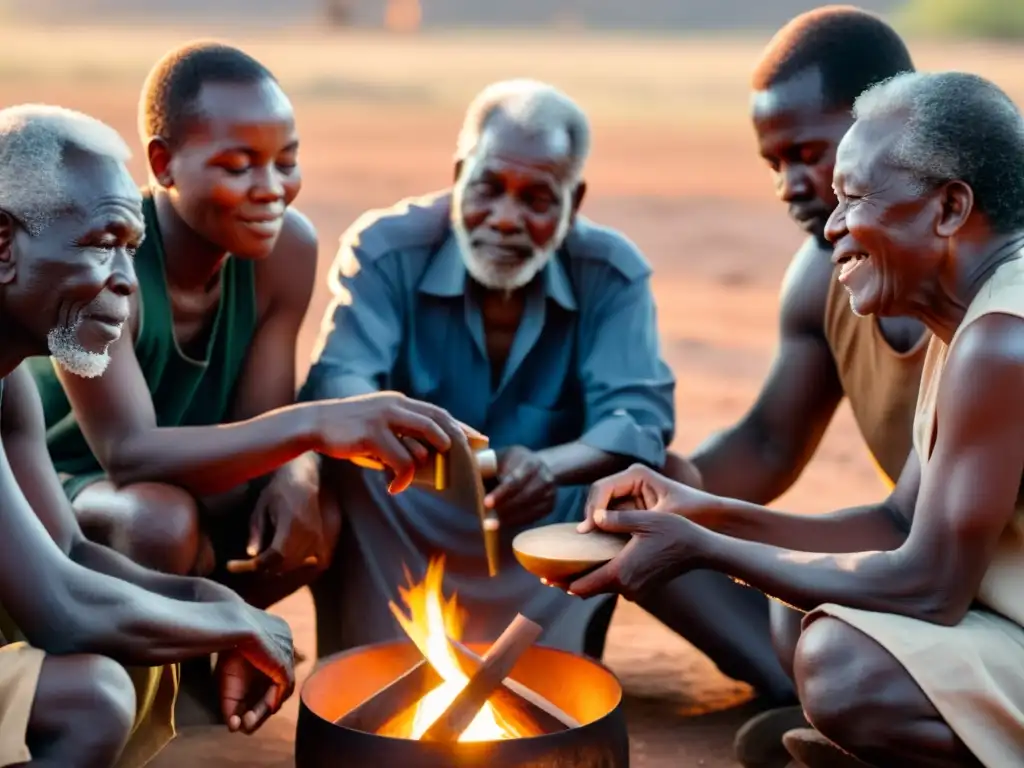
left=296, top=640, right=629, bottom=768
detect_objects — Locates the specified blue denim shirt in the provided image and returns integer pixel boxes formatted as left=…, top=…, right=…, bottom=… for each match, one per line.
left=302, top=190, right=675, bottom=466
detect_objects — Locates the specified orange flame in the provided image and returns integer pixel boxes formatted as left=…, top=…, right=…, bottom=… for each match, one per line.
left=387, top=557, right=519, bottom=741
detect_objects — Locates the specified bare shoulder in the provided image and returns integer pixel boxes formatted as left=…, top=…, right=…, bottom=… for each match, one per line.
left=256, top=207, right=320, bottom=312
left=779, top=236, right=834, bottom=336
left=946, top=313, right=1024, bottom=384
left=0, top=364, right=42, bottom=435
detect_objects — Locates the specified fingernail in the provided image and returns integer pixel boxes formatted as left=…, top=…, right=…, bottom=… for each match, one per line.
left=576, top=522, right=587, bottom=532
left=246, top=545, right=258, bottom=557
left=484, top=495, right=494, bottom=508
left=594, top=509, right=606, bottom=524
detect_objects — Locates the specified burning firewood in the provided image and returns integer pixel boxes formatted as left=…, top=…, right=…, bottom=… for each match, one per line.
left=420, top=614, right=543, bottom=743
left=448, top=639, right=579, bottom=733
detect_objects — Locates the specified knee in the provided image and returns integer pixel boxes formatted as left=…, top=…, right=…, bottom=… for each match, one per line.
left=120, top=483, right=202, bottom=575
left=769, top=601, right=802, bottom=680
left=41, top=655, right=135, bottom=754
left=794, top=616, right=893, bottom=751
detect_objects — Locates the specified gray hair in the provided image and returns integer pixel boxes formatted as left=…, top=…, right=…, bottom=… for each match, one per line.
left=0, top=104, right=133, bottom=235
left=455, top=79, right=591, bottom=182
left=853, top=71, right=1024, bottom=232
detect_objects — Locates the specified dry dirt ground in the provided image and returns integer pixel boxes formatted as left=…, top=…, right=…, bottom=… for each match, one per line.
left=2, top=24, right=1023, bottom=767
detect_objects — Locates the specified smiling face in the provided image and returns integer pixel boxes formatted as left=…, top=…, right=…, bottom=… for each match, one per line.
left=751, top=69, right=853, bottom=243
left=825, top=114, right=953, bottom=318
left=452, top=116, right=583, bottom=292
left=0, top=150, right=142, bottom=376
left=151, top=78, right=301, bottom=259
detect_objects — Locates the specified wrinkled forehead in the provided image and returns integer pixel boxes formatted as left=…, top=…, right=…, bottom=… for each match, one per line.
left=471, top=117, right=575, bottom=183
left=834, top=116, right=900, bottom=185
left=54, top=152, right=143, bottom=228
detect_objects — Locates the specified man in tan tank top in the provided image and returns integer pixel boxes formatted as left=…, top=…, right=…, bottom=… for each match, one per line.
left=573, top=69, right=1024, bottom=768
left=668, top=7, right=929, bottom=766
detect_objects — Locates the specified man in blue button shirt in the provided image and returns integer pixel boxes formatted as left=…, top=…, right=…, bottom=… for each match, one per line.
left=301, top=79, right=792, bottom=703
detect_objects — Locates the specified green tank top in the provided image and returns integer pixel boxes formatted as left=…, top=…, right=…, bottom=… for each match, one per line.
left=26, top=192, right=258, bottom=487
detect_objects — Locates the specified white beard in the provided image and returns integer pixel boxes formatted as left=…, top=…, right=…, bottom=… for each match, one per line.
left=47, top=321, right=110, bottom=379
left=452, top=179, right=574, bottom=292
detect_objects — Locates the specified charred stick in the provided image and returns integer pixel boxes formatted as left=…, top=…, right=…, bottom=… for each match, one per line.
left=334, top=658, right=442, bottom=733
left=421, top=614, right=543, bottom=743
left=448, top=638, right=578, bottom=731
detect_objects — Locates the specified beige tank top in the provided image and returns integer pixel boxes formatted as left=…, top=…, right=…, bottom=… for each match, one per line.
left=824, top=271, right=930, bottom=487
left=913, top=255, right=1024, bottom=626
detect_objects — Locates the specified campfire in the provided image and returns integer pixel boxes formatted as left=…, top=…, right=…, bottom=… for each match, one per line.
left=295, top=557, right=629, bottom=767
left=382, top=557, right=523, bottom=741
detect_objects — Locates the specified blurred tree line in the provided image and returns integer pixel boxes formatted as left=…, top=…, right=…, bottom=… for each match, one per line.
left=898, top=0, right=1024, bottom=39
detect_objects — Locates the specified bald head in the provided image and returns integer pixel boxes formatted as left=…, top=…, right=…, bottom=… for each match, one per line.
left=455, top=79, right=591, bottom=181
left=0, top=104, right=133, bottom=235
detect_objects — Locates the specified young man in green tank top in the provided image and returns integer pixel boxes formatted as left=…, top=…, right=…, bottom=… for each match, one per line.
left=661, top=8, right=930, bottom=768
left=24, top=43, right=474, bottom=709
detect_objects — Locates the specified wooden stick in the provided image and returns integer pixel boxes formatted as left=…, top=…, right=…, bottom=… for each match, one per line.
left=448, top=639, right=579, bottom=731
left=225, top=554, right=318, bottom=574
left=420, top=614, right=543, bottom=743
left=334, top=658, right=442, bottom=732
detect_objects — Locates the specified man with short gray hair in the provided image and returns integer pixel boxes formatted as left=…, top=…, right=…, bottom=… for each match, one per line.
left=0, top=103, right=297, bottom=767
left=301, top=80, right=789, bottom=701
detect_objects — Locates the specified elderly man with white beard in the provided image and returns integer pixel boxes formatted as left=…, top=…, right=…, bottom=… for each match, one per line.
left=300, top=81, right=792, bottom=704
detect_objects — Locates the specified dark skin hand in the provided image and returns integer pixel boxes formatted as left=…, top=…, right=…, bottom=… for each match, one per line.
left=485, top=443, right=624, bottom=527
left=0, top=365, right=295, bottom=731
left=572, top=310, right=1024, bottom=621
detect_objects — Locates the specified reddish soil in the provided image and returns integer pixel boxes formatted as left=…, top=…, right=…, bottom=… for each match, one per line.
left=6, top=25, right=1005, bottom=765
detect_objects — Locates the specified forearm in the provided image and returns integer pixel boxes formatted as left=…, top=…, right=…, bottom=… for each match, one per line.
left=690, top=425, right=806, bottom=505
left=537, top=442, right=629, bottom=486
left=16, top=558, right=253, bottom=664
left=686, top=495, right=909, bottom=552
left=72, top=588, right=254, bottom=665
left=69, top=538, right=240, bottom=604
left=694, top=525, right=938, bottom=620
left=104, top=403, right=322, bottom=496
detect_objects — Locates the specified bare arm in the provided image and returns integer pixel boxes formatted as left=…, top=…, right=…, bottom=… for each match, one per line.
left=54, top=211, right=323, bottom=496
left=2, top=364, right=247, bottom=604
left=687, top=449, right=916, bottom=552
left=0, top=368, right=256, bottom=661
left=690, top=239, right=844, bottom=503
left=693, top=315, right=1024, bottom=624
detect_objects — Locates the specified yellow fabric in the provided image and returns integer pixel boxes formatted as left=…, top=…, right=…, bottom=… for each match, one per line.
left=0, top=643, right=44, bottom=767
left=0, top=607, right=178, bottom=768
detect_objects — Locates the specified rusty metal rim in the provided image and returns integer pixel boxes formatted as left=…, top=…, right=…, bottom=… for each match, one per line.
left=299, top=639, right=625, bottom=744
